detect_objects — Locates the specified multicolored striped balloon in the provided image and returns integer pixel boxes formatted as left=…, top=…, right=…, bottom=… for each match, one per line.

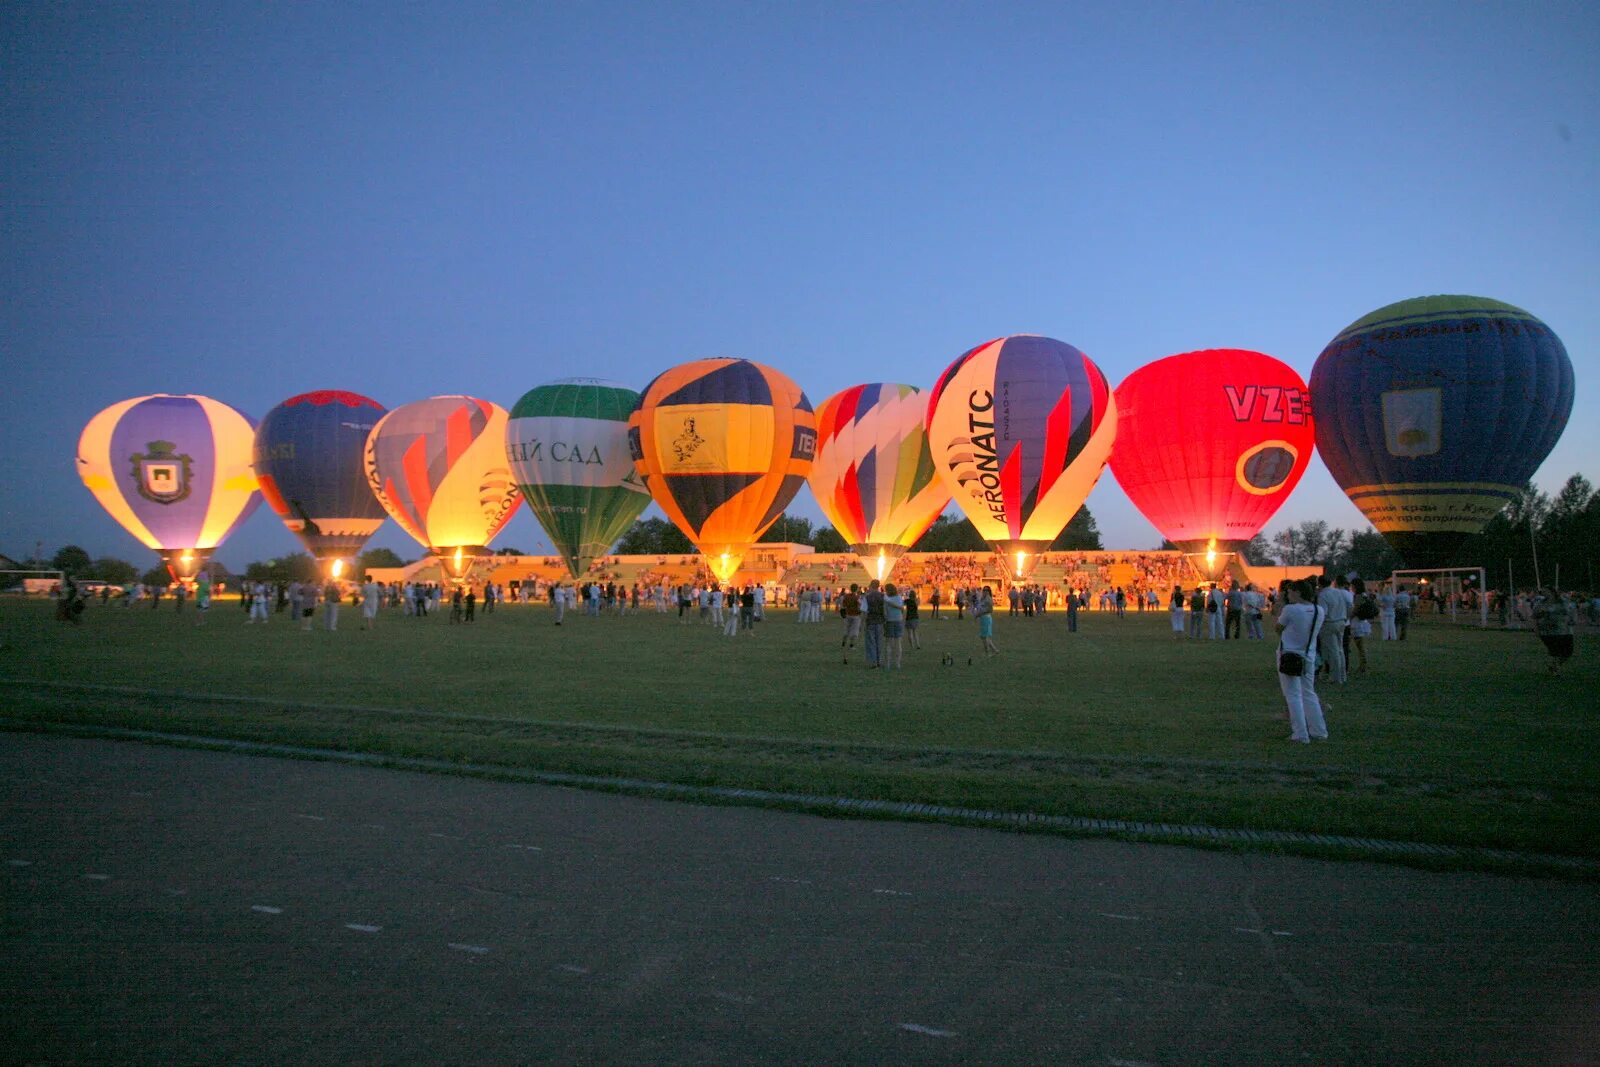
left=76, top=393, right=262, bottom=579
left=506, top=378, right=651, bottom=579
left=1311, top=295, right=1574, bottom=568
left=926, top=335, right=1117, bottom=581
left=628, top=359, right=816, bottom=583
left=364, top=396, right=521, bottom=578
left=254, top=390, right=389, bottom=564
left=809, top=383, right=949, bottom=583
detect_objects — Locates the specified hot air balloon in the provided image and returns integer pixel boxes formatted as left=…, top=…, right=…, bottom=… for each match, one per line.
left=628, top=359, right=816, bottom=584
left=364, top=396, right=522, bottom=583
left=926, top=335, right=1117, bottom=584
left=76, top=394, right=262, bottom=581
left=253, top=390, right=389, bottom=576
left=1311, top=296, right=1575, bottom=569
left=506, top=378, right=651, bottom=579
left=1111, top=350, right=1315, bottom=582
left=809, top=383, right=949, bottom=584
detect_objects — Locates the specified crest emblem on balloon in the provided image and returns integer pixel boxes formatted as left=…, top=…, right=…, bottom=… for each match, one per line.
left=926, top=336, right=1117, bottom=582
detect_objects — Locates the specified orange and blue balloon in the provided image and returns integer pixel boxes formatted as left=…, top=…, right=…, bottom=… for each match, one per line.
left=254, top=390, right=388, bottom=565
left=76, top=393, right=262, bottom=579
left=1310, top=296, right=1575, bottom=568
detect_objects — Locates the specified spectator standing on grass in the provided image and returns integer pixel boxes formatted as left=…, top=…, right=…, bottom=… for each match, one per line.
left=1316, top=575, right=1350, bottom=685
left=903, top=588, right=922, bottom=650
left=361, top=577, right=380, bottom=630
left=1188, top=586, right=1205, bottom=638
left=863, top=579, right=886, bottom=668
left=1533, top=589, right=1576, bottom=675
left=1276, top=579, right=1328, bottom=744
left=464, top=587, right=476, bottom=622
left=1065, top=585, right=1078, bottom=632
left=739, top=585, right=757, bottom=633
left=1395, top=586, right=1412, bottom=639
left=1169, top=585, right=1186, bottom=639
left=955, top=587, right=966, bottom=621
left=882, top=583, right=905, bottom=670
left=1207, top=583, right=1225, bottom=639
left=449, top=587, right=463, bottom=623
left=299, top=581, right=319, bottom=632
left=1245, top=583, right=1266, bottom=640
left=722, top=586, right=741, bottom=636
left=929, top=587, right=941, bottom=620
left=839, top=583, right=863, bottom=663
left=976, top=586, right=999, bottom=657
left=322, top=579, right=340, bottom=631
left=194, top=571, right=211, bottom=626
left=1378, top=584, right=1397, bottom=640
left=1349, top=578, right=1375, bottom=674
left=1224, top=581, right=1242, bottom=639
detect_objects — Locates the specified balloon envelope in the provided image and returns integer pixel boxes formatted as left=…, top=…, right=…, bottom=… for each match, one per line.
left=254, top=390, right=389, bottom=562
left=628, top=359, right=816, bottom=583
left=364, top=396, right=521, bottom=567
left=1310, top=296, right=1575, bottom=568
left=1111, top=349, right=1314, bottom=570
left=926, top=336, right=1116, bottom=580
left=76, top=393, right=261, bottom=576
left=810, top=383, right=949, bottom=582
left=507, top=378, right=652, bottom=579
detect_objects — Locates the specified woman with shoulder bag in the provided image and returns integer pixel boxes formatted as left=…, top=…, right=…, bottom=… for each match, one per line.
left=1275, top=579, right=1327, bottom=743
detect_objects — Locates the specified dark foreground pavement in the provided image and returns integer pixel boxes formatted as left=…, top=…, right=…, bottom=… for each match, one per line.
left=1, top=734, right=1596, bottom=1066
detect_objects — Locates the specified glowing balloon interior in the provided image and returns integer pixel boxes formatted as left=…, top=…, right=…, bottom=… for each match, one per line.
left=1310, top=296, right=1574, bottom=568
left=254, top=390, right=388, bottom=565
left=629, top=359, right=816, bottom=583
left=809, top=383, right=949, bottom=583
left=507, top=378, right=651, bottom=579
left=926, top=336, right=1117, bottom=582
left=364, top=396, right=521, bottom=576
left=76, top=393, right=262, bottom=578
left=1111, top=348, right=1315, bottom=575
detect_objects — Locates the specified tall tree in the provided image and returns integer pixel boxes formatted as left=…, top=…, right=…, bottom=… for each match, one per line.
left=88, top=557, right=139, bottom=585
left=1268, top=521, right=1348, bottom=568
left=758, top=513, right=814, bottom=544
left=1049, top=506, right=1103, bottom=550
left=614, top=517, right=693, bottom=555
left=811, top=526, right=848, bottom=553
left=358, top=547, right=408, bottom=570
left=50, top=545, right=92, bottom=575
left=909, top=513, right=987, bottom=552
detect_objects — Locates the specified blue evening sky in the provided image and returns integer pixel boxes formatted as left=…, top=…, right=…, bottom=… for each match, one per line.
left=4, top=2, right=1596, bottom=567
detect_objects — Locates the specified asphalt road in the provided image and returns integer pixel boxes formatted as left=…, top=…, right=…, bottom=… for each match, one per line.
left=2, top=733, right=1596, bottom=1066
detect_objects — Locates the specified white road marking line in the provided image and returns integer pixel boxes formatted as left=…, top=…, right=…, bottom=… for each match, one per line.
left=163, top=888, right=187, bottom=897
left=83, top=873, right=110, bottom=881
left=251, top=905, right=283, bottom=914
left=559, top=965, right=590, bottom=975
left=769, top=876, right=812, bottom=885
left=1271, top=930, right=1293, bottom=937
left=129, top=790, right=153, bottom=797
left=1099, top=913, right=1140, bottom=921
left=428, top=832, right=462, bottom=840
left=345, top=924, right=382, bottom=933
left=1109, top=1058, right=1159, bottom=1067
left=293, top=814, right=327, bottom=821
left=364, top=823, right=386, bottom=830
left=899, top=1023, right=956, bottom=1037
left=507, top=844, right=544, bottom=852
left=448, top=942, right=489, bottom=955
left=873, top=889, right=913, bottom=897
left=7, top=859, right=32, bottom=867
left=711, top=991, right=755, bottom=1004
left=1234, top=927, right=1263, bottom=934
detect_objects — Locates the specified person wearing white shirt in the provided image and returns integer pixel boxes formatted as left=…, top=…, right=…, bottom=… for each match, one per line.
left=1394, top=587, right=1413, bottom=639
left=360, top=578, right=381, bottom=630
left=1315, top=575, right=1351, bottom=685
left=1207, top=584, right=1225, bottom=639
left=1244, top=584, right=1266, bottom=639
left=1276, top=579, right=1328, bottom=743
left=1378, top=587, right=1397, bottom=640
left=710, top=585, right=725, bottom=626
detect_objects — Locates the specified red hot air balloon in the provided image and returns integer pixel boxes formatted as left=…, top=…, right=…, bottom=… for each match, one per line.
left=1110, top=349, right=1315, bottom=579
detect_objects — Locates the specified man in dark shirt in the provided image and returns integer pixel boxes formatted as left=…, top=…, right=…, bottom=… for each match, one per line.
left=863, top=579, right=886, bottom=669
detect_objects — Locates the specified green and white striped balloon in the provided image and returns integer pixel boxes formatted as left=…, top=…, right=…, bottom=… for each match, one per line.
left=506, top=378, right=650, bottom=578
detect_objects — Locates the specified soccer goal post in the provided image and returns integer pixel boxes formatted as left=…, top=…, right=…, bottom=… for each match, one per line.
left=1389, top=567, right=1489, bottom=627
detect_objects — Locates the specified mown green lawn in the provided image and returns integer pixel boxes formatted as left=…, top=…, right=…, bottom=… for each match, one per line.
left=2, top=595, right=1595, bottom=862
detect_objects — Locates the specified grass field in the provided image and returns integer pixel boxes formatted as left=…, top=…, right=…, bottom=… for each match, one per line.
left=2, top=595, right=1596, bottom=867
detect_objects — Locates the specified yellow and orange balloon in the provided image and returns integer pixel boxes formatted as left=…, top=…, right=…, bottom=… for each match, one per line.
left=628, top=359, right=816, bottom=583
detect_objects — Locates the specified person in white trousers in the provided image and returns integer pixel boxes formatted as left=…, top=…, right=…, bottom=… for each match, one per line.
left=1276, top=580, right=1328, bottom=744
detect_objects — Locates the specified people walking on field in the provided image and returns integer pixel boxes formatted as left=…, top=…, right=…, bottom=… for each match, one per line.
left=1276, top=579, right=1327, bottom=744
left=1170, top=584, right=1186, bottom=638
